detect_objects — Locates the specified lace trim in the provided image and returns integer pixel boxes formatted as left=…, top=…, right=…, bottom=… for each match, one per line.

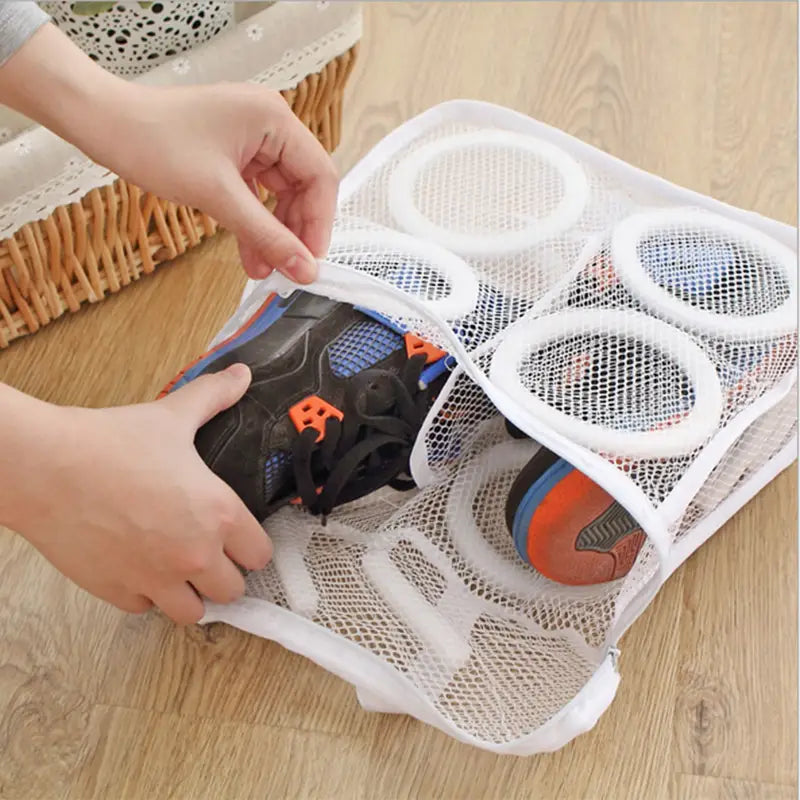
left=0, top=9, right=361, bottom=240
left=248, top=10, right=360, bottom=92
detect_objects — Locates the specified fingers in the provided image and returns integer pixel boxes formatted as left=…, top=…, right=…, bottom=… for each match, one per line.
left=223, top=500, right=273, bottom=571
left=238, top=239, right=273, bottom=282
left=279, top=173, right=337, bottom=261
left=269, top=107, right=339, bottom=201
left=159, top=363, right=251, bottom=429
left=124, top=593, right=154, bottom=614
left=122, top=496, right=270, bottom=625
left=271, top=192, right=314, bottom=257
left=189, top=553, right=246, bottom=605
left=152, top=496, right=270, bottom=620
left=236, top=179, right=275, bottom=278
left=201, top=87, right=337, bottom=280
left=212, top=167, right=318, bottom=283
left=252, top=113, right=338, bottom=260
left=151, top=583, right=206, bottom=626
left=110, top=592, right=154, bottom=615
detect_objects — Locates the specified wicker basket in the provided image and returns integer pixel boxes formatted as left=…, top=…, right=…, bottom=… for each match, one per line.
left=0, top=43, right=357, bottom=349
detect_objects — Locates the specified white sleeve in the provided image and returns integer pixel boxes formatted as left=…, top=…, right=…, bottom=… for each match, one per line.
left=0, top=2, right=50, bottom=67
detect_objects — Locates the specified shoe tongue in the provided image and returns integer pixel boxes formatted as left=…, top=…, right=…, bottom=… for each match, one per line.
left=362, top=374, right=398, bottom=415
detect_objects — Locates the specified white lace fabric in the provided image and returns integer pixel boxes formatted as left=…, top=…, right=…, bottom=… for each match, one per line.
left=203, top=100, right=797, bottom=755
left=41, top=2, right=236, bottom=78
left=0, top=1, right=362, bottom=240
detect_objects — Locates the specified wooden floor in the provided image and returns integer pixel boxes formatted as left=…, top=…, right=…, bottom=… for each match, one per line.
left=0, top=3, right=797, bottom=798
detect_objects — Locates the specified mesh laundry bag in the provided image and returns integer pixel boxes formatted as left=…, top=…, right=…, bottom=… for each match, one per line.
left=201, top=101, right=798, bottom=755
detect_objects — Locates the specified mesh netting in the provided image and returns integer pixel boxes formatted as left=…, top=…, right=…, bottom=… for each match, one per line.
left=245, top=421, right=639, bottom=743
left=327, top=319, right=404, bottom=377
left=210, top=103, right=797, bottom=753
left=670, top=386, right=798, bottom=543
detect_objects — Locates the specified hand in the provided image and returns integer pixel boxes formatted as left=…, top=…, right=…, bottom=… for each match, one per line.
left=0, top=24, right=339, bottom=283
left=97, top=81, right=339, bottom=284
left=1, top=365, right=272, bottom=624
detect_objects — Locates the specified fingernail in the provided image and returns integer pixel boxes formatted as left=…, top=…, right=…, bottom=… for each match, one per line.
left=284, top=253, right=316, bottom=284
left=224, top=363, right=250, bottom=381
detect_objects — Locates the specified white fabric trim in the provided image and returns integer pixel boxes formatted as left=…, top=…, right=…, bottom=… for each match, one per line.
left=201, top=596, right=621, bottom=756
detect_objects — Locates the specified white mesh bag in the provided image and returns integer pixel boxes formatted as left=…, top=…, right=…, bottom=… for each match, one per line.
left=201, top=101, right=797, bottom=755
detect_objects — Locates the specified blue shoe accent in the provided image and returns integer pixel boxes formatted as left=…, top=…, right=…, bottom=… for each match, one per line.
left=354, top=305, right=407, bottom=335
left=353, top=305, right=450, bottom=387
left=645, top=236, right=731, bottom=296
left=264, top=450, right=293, bottom=499
left=169, top=293, right=292, bottom=393
left=420, top=357, right=450, bottom=386
left=511, top=456, right=574, bottom=564
left=328, top=320, right=404, bottom=378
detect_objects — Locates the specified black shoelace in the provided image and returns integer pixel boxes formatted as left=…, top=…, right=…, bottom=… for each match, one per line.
left=290, top=354, right=433, bottom=521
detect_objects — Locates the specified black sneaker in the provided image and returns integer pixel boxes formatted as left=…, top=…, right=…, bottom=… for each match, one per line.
left=160, top=290, right=449, bottom=522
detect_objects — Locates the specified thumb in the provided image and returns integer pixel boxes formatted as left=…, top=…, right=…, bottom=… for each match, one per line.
left=211, top=170, right=318, bottom=284
left=160, top=363, right=252, bottom=429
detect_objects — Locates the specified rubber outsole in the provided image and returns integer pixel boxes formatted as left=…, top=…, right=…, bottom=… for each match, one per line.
left=506, top=448, right=646, bottom=586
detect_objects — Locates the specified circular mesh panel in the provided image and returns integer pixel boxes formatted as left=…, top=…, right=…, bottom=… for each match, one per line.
left=489, top=309, right=724, bottom=458
left=326, top=228, right=480, bottom=320
left=611, top=208, right=797, bottom=339
left=520, top=333, right=694, bottom=432
left=638, top=234, right=791, bottom=316
left=411, top=144, right=565, bottom=235
left=388, top=130, right=590, bottom=257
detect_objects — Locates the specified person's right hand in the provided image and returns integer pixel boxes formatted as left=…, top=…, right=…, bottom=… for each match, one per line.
left=3, top=364, right=271, bottom=624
